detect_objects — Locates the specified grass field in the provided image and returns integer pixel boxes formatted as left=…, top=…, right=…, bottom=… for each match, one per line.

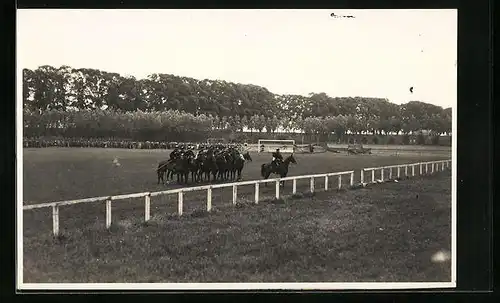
left=23, top=148, right=450, bottom=204
left=22, top=147, right=451, bottom=283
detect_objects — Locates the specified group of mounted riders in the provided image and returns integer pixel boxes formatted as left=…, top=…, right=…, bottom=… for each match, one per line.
left=157, top=144, right=297, bottom=186
left=156, top=144, right=252, bottom=184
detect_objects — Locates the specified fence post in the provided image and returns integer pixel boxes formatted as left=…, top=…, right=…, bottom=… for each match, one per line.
left=144, top=193, right=151, bottom=222
left=178, top=192, right=183, bottom=216
left=412, top=165, right=415, bottom=176
left=397, top=166, right=401, bottom=178
left=381, top=168, right=384, bottom=181
left=310, top=177, right=315, bottom=193
left=420, top=163, right=423, bottom=175
left=360, top=170, right=364, bottom=184
left=232, top=184, right=238, bottom=205
left=275, top=180, right=280, bottom=199
left=292, top=179, right=297, bottom=194
left=324, top=175, right=329, bottom=191
left=372, top=170, right=375, bottom=183
left=106, top=198, right=112, bottom=229
left=405, top=165, right=408, bottom=177
left=52, top=204, right=59, bottom=237
left=207, top=187, right=212, bottom=212
left=254, top=182, right=260, bottom=204
left=389, top=167, right=393, bottom=180
left=350, top=172, right=354, bottom=186
left=441, top=161, right=445, bottom=171
left=431, top=163, right=434, bottom=174
left=338, top=175, right=342, bottom=190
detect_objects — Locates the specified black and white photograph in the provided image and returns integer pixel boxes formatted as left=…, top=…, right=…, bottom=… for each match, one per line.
left=17, top=9, right=456, bottom=289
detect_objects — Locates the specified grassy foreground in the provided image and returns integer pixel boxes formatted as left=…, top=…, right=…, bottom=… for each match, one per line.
left=23, top=172, right=452, bottom=283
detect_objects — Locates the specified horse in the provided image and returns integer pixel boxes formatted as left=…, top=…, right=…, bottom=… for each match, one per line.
left=186, top=154, right=201, bottom=183
left=260, top=153, right=297, bottom=186
left=232, top=151, right=252, bottom=181
left=174, top=155, right=191, bottom=184
left=157, top=159, right=170, bottom=184
left=200, top=153, right=218, bottom=182
left=156, top=158, right=176, bottom=184
left=223, top=153, right=234, bottom=180
left=215, top=153, right=229, bottom=181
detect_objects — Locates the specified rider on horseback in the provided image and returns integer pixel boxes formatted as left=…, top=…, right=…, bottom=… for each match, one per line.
left=170, top=148, right=180, bottom=160
left=272, top=148, right=283, bottom=170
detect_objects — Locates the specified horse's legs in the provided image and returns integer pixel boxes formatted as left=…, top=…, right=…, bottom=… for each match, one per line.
left=264, top=172, right=271, bottom=186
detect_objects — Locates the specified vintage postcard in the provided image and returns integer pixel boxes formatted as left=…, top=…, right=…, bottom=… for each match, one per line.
left=17, top=9, right=456, bottom=290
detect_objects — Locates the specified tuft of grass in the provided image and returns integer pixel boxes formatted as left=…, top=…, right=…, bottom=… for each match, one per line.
left=188, top=209, right=209, bottom=218
left=303, top=191, right=316, bottom=198
left=235, top=198, right=255, bottom=209
left=271, top=197, right=286, bottom=204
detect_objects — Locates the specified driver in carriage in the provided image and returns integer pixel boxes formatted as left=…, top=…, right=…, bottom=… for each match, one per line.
left=272, top=148, right=283, bottom=169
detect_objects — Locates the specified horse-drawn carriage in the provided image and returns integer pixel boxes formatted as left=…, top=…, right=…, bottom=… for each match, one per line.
left=347, top=143, right=372, bottom=155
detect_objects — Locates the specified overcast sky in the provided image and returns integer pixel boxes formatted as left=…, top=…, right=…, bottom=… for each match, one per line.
left=17, top=9, right=457, bottom=109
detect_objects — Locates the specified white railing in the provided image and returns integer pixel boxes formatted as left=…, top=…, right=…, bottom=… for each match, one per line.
left=360, top=159, right=451, bottom=184
left=23, top=170, right=355, bottom=237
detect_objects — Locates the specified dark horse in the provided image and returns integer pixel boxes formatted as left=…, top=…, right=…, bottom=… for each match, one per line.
left=260, top=154, right=297, bottom=186
left=231, top=151, right=252, bottom=181
left=188, top=155, right=203, bottom=183
left=174, top=155, right=191, bottom=184
left=156, top=159, right=176, bottom=184
left=200, top=153, right=218, bottom=182
left=215, top=153, right=230, bottom=181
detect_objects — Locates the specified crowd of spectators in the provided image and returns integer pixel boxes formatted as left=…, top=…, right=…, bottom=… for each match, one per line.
left=23, top=138, right=195, bottom=149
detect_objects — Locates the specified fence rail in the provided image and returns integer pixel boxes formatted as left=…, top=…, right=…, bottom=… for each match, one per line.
left=360, top=159, right=451, bottom=184
left=23, top=159, right=451, bottom=237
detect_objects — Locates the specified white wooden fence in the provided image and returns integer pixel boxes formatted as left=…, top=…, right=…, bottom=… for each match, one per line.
left=23, top=170, right=355, bottom=237
left=360, top=159, right=451, bottom=185
left=23, top=159, right=451, bottom=238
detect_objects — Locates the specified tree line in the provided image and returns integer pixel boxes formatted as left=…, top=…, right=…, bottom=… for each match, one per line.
left=23, top=65, right=452, bottom=143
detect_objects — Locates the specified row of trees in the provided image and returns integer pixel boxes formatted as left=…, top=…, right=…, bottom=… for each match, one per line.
left=24, top=108, right=451, bottom=143
left=23, top=65, right=452, bottom=142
